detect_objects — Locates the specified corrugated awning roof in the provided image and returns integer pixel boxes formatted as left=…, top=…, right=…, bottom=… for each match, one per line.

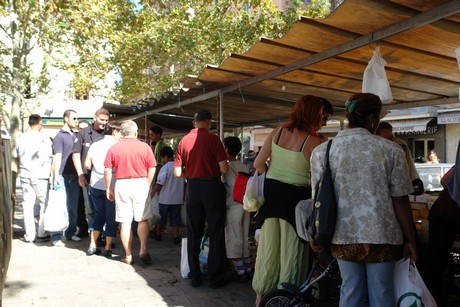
left=388, top=118, right=433, bottom=132
left=109, top=0, right=460, bottom=134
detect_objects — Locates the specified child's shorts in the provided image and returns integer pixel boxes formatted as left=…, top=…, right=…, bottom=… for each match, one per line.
left=159, top=203, right=182, bottom=227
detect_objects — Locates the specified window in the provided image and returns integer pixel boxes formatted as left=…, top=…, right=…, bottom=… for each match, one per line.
left=413, top=139, right=435, bottom=163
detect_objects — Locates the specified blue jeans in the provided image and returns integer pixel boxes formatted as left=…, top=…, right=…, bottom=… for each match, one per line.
left=89, top=187, right=118, bottom=237
left=62, top=174, right=80, bottom=239
left=337, top=259, right=396, bottom=307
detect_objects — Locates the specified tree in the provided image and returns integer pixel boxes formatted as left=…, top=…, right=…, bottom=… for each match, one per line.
left=59, top=0, right=331, bottom=104
left=0, top=0, right=331, bottom=145
left=0, top=0, right=66, bottom=147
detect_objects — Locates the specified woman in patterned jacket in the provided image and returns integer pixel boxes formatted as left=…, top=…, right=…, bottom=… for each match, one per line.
left=310, top=93, right=417, bottom=307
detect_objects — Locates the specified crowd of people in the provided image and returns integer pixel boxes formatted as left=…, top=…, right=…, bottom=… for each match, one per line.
left=14, top=93, right=459, bottom=306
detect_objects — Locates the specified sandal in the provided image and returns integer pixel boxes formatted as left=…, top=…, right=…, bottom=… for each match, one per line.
left=121, top=256, right=134, bottom=265
left=140, top=253, right=152, bottom=265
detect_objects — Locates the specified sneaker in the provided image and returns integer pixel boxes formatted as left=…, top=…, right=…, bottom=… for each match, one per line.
left=52, top=240, right=65, bottom=247
left=86, top=247, right=101, bottom=256
left=70, top=235, right=82, bottom=242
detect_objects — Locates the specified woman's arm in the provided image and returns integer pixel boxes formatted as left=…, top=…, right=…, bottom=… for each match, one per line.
left=254, top=128, right=278, bottom=173
left=392, top=195, right=418, bottom=262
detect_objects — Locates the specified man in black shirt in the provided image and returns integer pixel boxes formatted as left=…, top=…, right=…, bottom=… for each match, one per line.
left=72, top=108, right=110, bottom=237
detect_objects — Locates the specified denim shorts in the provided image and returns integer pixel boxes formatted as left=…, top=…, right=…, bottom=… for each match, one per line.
left=159, top=203, right=182, bottom=227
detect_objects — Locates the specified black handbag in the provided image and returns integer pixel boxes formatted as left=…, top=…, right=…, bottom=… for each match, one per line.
left=308, top=139, right=337, bottom=248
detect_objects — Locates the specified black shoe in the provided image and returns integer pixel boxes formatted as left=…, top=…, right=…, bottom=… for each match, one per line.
left=210, top=276, right=229, bottom=289
left=191, top=275, right=202, bottom=288
left=231, top=272, right=247, bottom=283
left=140, top=253, right=152, bottom=265
left=173, top=237, right=181, bottom=245
left=101, top=249, right=113, bottom=258
left=35, top=235, right=50, bottom=242
left=76, top=232, right=89, bottom=238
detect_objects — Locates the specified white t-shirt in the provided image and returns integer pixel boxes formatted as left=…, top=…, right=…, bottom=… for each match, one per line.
left=16, top=130, right=52, bottom=179
left=88, top=135, right=117, bottom=190
left=156, top=161, right=185, bottom=205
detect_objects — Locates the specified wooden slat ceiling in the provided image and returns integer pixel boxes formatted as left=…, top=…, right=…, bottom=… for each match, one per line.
left=111, top=0, right=460, bottom=133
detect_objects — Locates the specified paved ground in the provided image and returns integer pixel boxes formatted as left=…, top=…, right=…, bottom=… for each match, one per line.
left=3, top=193, right=256, bottom=306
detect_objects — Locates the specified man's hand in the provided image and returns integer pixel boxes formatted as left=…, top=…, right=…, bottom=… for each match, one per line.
left=53, top=176, right=60, bottom=187
left=106, top=188, right=115, bottom=201
left=78, top=174, right=88, bottom=187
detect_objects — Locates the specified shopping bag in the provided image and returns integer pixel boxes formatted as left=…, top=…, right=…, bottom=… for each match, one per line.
left=233, top=171, right=251, bottom=204
left=295, top=199, right=313, bottom=242
left=394, top=258, right=437, bottom=307
left=362, top=47, right=393, bottom=103
left=148, top=193, right=161, bottom=229
left=44, top=185, right=69, bottom=232
left=180, top=238, right=189, bottom=278
left=308, top=140, right=337, bottom=249
left=242, top=171, right=265, bottom=212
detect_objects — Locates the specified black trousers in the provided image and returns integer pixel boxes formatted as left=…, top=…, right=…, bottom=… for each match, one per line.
left=77, top=187, right=88, bottom=234
left=423, top=189, right=460, bottom=307
left=186, top=179, right=227, bottom=281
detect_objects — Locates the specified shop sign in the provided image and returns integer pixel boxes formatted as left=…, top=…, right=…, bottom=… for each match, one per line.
left=438, top=114, right=460, bottom=124
left=394, top=124, right=438, bottom=136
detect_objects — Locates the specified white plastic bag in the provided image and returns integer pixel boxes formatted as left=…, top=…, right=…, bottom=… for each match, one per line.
left=394, top=258, right=437, bottom=307
left=180, top=238, right=189, bottom=278
left=44, top=186, right=69, bottom=232
left=243, top=171, right=265, bottom=212
left=295, top=199, right=313, bottom=241
left=362, top=47, right=393, bottom=103
left=148, top=193, right=161, bottom=229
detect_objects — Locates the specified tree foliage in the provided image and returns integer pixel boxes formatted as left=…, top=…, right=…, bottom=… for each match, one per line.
left=0, top=0, right=331, bottom=143
left=58, top=0, right=331, bottom=104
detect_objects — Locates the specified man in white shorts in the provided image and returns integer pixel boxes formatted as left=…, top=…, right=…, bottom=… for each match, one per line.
left=104, top=120, right=156, bottom=265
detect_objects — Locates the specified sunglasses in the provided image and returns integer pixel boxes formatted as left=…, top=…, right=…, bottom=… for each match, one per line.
left=73, top=117, right=78, bottom=121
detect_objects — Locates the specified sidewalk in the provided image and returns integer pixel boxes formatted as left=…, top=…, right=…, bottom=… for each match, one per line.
left=3, top=190, right=256, bottom=306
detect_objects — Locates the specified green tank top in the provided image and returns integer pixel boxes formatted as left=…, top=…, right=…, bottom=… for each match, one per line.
left=266, top=128, right=311, bottom=187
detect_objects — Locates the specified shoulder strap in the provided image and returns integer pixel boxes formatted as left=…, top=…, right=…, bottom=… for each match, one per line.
left=299, top=135, right=310, bottom=152
left=274, top=127, right=284, bottom=145
left=325, top=140, right=332, bottom=170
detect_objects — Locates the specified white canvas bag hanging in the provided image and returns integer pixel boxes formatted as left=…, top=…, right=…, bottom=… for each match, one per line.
left=362, top=47, right=393, bottom=103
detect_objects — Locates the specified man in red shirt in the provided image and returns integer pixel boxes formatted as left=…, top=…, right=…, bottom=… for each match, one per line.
left=174, top=110, right=229, bottom=288
left=104, top=120, right=156, bottom=265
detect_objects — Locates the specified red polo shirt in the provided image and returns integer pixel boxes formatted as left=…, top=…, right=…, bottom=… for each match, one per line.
left=174, top=128, right=227, bottom=179
left=104, top=138, right=156, bottom=179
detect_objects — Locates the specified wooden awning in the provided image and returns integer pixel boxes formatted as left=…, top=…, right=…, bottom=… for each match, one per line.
left=109, top=0, right=460, bottom=133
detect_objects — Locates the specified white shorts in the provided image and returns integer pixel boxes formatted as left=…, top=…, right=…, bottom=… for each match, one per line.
left=114, top=178, right=152, bottom=223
